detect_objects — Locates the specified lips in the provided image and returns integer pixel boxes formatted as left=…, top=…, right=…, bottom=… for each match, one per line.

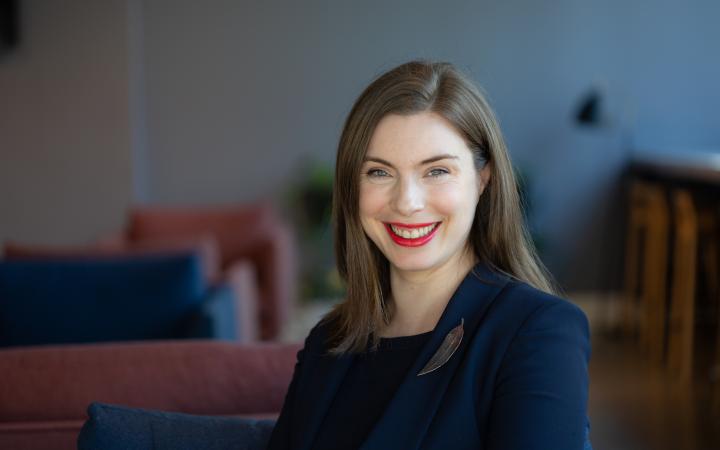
left=383, top=221, right=441, bottom=247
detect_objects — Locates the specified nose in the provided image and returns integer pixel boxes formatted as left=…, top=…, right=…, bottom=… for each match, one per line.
left=391, top=176, right=425, bottom=216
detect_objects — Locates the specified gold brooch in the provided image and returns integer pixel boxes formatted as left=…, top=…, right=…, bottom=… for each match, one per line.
left=417, top=318, right=464, bottom=376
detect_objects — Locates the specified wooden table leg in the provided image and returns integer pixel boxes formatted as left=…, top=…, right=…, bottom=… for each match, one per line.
left=667, top=189, right=697, bottom=384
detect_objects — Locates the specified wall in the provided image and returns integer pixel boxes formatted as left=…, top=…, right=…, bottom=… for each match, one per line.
left=2, top=0, right=718, bottom=290
left=0, top=0, right=134, bottom=245
left=140, top=0, right=720, bottom=290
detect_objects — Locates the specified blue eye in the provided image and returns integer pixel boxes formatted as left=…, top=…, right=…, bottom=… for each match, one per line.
left=366, top=168, right=390, bottom=178
left=428, top=168, right=449, bottom=177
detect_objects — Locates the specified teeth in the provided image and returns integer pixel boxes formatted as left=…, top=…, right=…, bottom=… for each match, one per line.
left=389, top=223, right=437, bottom=239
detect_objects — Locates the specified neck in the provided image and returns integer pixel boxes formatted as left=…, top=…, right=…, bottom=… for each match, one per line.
left=380, top=249, right=477, bottom=337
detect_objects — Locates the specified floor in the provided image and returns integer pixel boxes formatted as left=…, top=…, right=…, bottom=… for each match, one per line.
left=588, top=331, right=720, bottom=450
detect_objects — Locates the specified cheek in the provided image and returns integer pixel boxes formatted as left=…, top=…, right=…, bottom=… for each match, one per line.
left=359, top=184, right=388, bottom=224
left=428, top=181, right=479, bottom=218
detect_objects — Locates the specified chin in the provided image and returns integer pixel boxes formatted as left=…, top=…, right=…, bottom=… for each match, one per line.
left=385, top=251, right=445, bottom=273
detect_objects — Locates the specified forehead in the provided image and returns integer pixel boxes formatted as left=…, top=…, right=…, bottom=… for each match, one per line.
left=365, top=111, right=471, bottom=162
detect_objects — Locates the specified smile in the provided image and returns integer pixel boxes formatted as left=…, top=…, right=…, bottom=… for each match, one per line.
left=383, top=222, right=441, bottom=247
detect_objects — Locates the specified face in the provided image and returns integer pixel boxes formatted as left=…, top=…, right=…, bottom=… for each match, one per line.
left=359, top=111, right=491, bottom=275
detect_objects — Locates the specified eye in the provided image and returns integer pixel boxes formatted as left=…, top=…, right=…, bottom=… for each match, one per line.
left=427, top=167, right=450, bottom=178
left=366, top=168, right=391, bottom=178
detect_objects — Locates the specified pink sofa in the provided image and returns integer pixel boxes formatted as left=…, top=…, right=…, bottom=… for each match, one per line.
left=0, top=340, right=300, bottom=450
left=121, top=202, right=297, bottom=341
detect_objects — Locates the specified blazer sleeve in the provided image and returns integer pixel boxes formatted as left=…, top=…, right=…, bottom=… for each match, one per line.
left=484, top=299, right=591, bottom=450
left=265, top=341, right=307, bottom=450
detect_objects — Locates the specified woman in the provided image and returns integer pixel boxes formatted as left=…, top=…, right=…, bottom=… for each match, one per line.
left=267, top=60, right=591, bottom=450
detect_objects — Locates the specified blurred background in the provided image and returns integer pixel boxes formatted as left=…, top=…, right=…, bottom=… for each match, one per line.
left=1, top=0, right=719, bottom=449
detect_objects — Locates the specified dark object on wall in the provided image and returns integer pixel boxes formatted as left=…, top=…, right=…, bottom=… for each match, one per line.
left=574, top=88, right=602, bottom=126
left=0, top=0, right=19, bottom=54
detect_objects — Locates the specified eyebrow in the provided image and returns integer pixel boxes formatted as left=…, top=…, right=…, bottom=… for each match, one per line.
left=363, top=154, right=459, bottom=168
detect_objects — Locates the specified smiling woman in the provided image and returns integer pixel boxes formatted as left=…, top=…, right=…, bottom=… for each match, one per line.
left=267, top=60, right=592, bottom=450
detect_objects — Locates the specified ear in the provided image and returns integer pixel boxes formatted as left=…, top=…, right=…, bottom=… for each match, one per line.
left=477, top=162, right=492, bottom=194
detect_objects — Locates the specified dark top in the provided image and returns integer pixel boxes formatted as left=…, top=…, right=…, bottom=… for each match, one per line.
left=312, top=330, right=434, bottom=450
left=267, top=262, right=592, bottom=450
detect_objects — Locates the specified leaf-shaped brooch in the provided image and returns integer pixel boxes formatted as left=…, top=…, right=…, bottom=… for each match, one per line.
left=417, top=318, right=464, bottom=376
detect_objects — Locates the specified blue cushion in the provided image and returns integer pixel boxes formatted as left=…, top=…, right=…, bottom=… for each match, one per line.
left=77, top=402, right=275, bottom=450
left=0, top=253, right=206, bottom=346
left=184, top=283, right=239, bottom=340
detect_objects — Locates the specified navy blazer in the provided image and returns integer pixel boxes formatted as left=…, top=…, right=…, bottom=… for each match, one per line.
left=267, top=262, right=591, bottom=450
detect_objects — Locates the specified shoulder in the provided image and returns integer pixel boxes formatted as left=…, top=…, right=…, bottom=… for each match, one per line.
left=488, top=280, right=590, bottom=343
left=464, top=263, right=587, bottom=333
left=506, top=281, right=587, bottom=318
left=497, top=282, right=592, bottom=370
left=296, top=313, right=339, bottom=356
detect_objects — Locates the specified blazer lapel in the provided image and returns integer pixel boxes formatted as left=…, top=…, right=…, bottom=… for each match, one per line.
left=293, top=343, right=355, bottom=450
left=360, top=262, right=509, bottom=450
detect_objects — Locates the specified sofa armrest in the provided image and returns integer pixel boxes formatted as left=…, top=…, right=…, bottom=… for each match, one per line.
left=180, top=261, right=260, bottom=343
left=0, top=341, right=301, bottom=424
left=247, top=221, right=297, bottom=341
left=219, top=260, right=260, bottom=342
left=182, top=283, right=241, bottom=341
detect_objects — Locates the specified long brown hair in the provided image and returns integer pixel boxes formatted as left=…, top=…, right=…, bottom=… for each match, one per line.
left=325, top=60, right=558, bottom=354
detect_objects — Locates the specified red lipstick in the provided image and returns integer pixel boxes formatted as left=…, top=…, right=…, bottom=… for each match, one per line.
left=384, top=222, right=441, bottom=247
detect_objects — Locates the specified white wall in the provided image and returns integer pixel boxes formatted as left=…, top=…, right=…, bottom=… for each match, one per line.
left=0, top=0, right=134, bottom=245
